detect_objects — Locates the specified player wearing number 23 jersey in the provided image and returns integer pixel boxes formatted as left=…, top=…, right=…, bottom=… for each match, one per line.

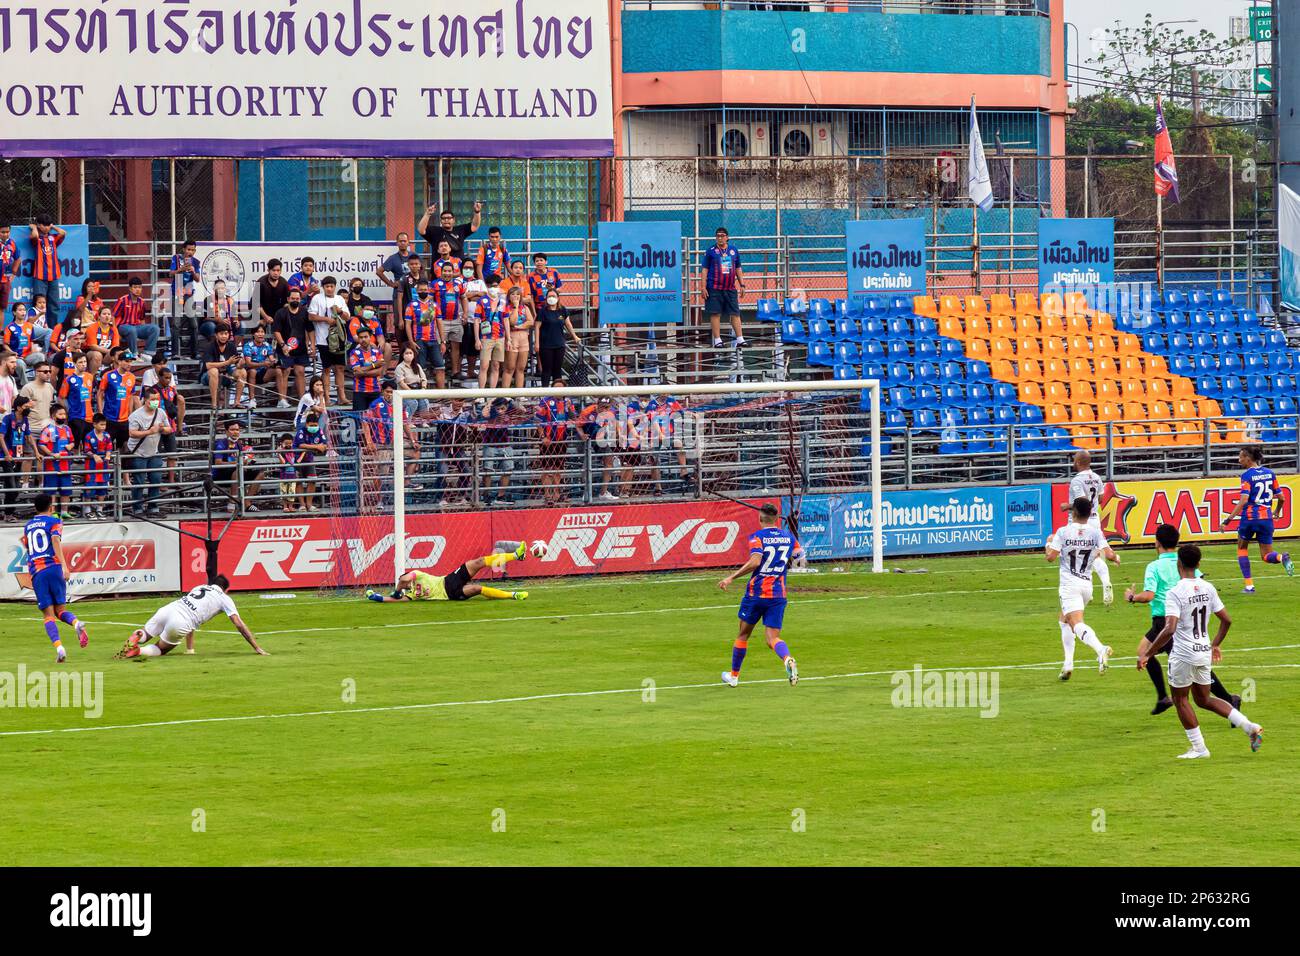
left=719, top=503, right=801, bottom=688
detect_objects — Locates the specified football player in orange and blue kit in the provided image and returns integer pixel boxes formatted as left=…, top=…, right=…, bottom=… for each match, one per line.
left=1224, top=445, right=1294, bottom=593
left=22, top=492, right=89, bottom=662
left=718, top=502, right=801, bottom=687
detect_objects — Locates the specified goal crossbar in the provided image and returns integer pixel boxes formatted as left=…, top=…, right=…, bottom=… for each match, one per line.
left=390, top=379, right=883, bottom=581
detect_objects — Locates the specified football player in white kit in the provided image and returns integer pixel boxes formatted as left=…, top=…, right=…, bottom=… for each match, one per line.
left=1137, top=544, right=1264, bottom=758
left=115, top=575, right=269, bottom=659
left=1061, top=450, right=1113, bottom=604
left=1046, top=496, right=1120, bottom=680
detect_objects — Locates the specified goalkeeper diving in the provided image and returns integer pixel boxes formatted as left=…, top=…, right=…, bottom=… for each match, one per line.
left=366, top=540, right=532, bottom=603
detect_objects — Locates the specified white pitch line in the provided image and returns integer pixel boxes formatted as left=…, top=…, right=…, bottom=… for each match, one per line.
left=2, top=643, right=1297, bottom=739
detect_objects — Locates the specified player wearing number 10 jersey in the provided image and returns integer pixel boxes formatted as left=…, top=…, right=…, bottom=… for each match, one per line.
left=1138, top=545, right=1264, bottom=759
left=1046, top=497, right=1120, bottom=681
left=718, top=503, right=802, bottom=687
left=1224, top=445, right=1293, bottom=593
left=22, top=493, right=89, bottom=662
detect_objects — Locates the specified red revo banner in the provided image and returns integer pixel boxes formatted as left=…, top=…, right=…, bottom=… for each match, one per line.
left=181, top=499, right=776, bottom=592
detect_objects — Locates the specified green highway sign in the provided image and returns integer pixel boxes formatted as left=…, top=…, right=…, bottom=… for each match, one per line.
left=1256, top=66, right=1273, bottom=94
left=1250, top=5, right=1273, bottom=42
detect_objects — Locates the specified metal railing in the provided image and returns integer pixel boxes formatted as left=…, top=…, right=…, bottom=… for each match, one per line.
left=3, top=408, right=1294, bottom=523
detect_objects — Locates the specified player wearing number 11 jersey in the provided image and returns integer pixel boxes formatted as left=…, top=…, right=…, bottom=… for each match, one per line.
left=1046, top=497, right=1120, bottom=680
left=718, top=503, right=802, bottom=687
left=1137, top=545, right=1264, bottom=758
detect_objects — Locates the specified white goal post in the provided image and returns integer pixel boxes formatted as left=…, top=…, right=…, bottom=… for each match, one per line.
left=390, top=379, right=883, bottom=582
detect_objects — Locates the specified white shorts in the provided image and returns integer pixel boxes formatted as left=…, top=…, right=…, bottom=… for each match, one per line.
left=1168, top=656, right=1212, bottom=689
left=1058, top=578, right=1094, bottom=615
left=145, top=605, right=193, bottom=645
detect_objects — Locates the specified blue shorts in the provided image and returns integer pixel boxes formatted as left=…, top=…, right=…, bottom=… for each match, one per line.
left=417, top=339, right=445, bottom=371
left=32, top=565, right=67, bottom=610
left=738, top=595, right=787, bottom=630
left=1238, top=519, right=1275, bottom=545
left=705, top=288, right=741, bottom=317
left=43, top=471, right=72, bottom=494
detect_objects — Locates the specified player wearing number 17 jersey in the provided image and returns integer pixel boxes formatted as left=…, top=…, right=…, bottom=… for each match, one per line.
left=1046, top=497, right=1120, bottom=680
left=1138, top=545, right=1263, bottom=758
left=1064, top=450, right=1113, bottom=604
left=718, top=503, right=802, bottom=687
left=1223, top=445, right=1293, bottom=593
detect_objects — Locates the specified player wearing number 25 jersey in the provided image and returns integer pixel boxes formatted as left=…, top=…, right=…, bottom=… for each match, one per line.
left=1223, top=445, right=1293, bottom=593
left=718, top=503, right=802, bottom=688
left=1046, top=497, right=1119, bottom=680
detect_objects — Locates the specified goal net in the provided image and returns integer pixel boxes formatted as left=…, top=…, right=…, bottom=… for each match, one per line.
left=314, top=379, right=883, bottom=594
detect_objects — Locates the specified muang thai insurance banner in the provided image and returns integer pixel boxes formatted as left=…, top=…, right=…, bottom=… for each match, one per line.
left=1051, top=476, right=1299, bottom=546
left=1038, top=217, right=1114, bottom=292
left=845, top=219, right=927, bottom=305
left=1, top=521, right=181, bottom=601
left=0, top=1, right=614, bottom=158
left=597, top=221, right=683, bottom=325
left=790, top=485, right=1052, bottom=560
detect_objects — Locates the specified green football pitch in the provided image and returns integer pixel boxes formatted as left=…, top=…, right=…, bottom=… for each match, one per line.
left=1, top=542, right=1297, bottom=866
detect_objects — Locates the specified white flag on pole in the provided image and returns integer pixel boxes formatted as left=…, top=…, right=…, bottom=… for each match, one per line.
left=968, top=95, right=994, bottom=212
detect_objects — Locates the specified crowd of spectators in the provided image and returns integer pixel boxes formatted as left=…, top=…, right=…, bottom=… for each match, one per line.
left=0, top=207, right=694, bottom=519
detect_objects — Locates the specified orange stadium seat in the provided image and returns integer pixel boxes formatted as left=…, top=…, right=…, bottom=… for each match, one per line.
left=938, top=295, right=963, bottom=316
left=1120, top=423, right=1150, bottom=448
left=964, top=295, right=988, bottom=315
left=1066, top=334, right=1091, bottom=356
left=991, top=315, right=1016, bottom=338
left=1171, top=377, right=1195, bottom=400
left=1015, top=292, right=1040, bottom=316
left=1149, top=379, right=1172, bottom=401
left=965, top=315, right=990, bottom=341
left=1097, top=380, right=1121, bottom=404
left=1117, top=333, right=1141, bottom=354
left=1041, top=313, right=1066, bottom=336
left=966, top=338, right=990, bottom=360
left=1092, top=312, right=1115, bottom=334
left=1063, top=292, right=1091, bottom=317
left=1093, top=335, right=1115, bottom=359
left=1070, top=426, right=1102, bottom=450
left=1045, top=382, right=1069, bottom=405
left=1122, top=379, right=1147, bottom=401
left=990, top=337, right=1016, bottom=362
left=1148, top=355, right=1169, bottom=376
left=1119, top=354, right=1143, bottom=378
left=1068, top=357, right=1092, bottom=379
left=939, top=315, right=963, bottom=338
left=991, top=359, right=1017, bottom=382
left=1123, top=400, right=1148, bottom=421
left=1097, top=402, right=1123, bottom=422
left=1019, top=381, right=1044, bottom=404
left=1069, top=380, right=1096, bottom=404
left=1066, top=315, right=1091, bottom=336
left=987, top=293, right=1014, bottom=316
left=1015, top=314, right=1040, bottom=336
left=1039, top=292, right=1063, bottom=317
left=1045, top=403, right=1070, bottom=426
left=1017, top=335, right=1041, bottom=359
left=1096, top=355, right=1118, bottom=379
left=1043, top=357, right=1070, bottom=382
left=915, top=296, right=940, bottom=318
left=1042, top=337, right=1066, bottom=360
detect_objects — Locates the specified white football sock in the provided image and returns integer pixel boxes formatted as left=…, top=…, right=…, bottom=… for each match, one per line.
left=1185, top=726, right=1207, bottom=751
left=1073, top=622, right=1104, bottom=656
left=140, top=644, right=163, bottom=657
left=1227, top=708, right=1258, bottom=735
left=1059, top=622, right=1076, bottom=670
left=1094, top=559, right=1111, bottom=589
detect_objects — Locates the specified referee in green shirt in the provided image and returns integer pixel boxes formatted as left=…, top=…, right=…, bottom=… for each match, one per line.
left=1126, top=523, right=1240, bottom=714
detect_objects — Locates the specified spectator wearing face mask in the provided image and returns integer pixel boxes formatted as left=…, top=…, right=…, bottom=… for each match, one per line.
left=345, top=277, right=375, bottom=318
left=125, top=386, right=173, bottom=517
left=535, top=291, right=581, bottom=385
left=472, top=276, right=509, bottom=390
left=292, top=411, right=328, bottom=512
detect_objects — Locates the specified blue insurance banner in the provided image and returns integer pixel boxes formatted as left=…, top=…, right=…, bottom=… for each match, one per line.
left=1037, top=218, right=1114, bottom=292
left=789, top=484, right=1052, bottom=560
left=4, top=223, right=91, bottom=312
left=845, top=218, right=927, bottom=305
left=597, top=221, right=682, bottom=324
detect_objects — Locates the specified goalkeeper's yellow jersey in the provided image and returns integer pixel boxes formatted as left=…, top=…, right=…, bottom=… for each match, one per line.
left=405, top=570, right=449, bottom=601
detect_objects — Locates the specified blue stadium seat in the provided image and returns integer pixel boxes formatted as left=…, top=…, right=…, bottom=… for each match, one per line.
left=1216, top=330, right=1239, bottom=352
left=993, top=406, right=1016, bottom=427
left=1189, top=290, right=1210, bottom=310
left=1244, top=353, right=1266, bottom=377
left=1247, top=373, right=1270, bottom=396
left=1223, top=397, right=1247, bottom=418
left=1166, top=311, right=1188, bottom=333
left=914, top=408, right=940, bottom=431
left=885, top=407, right=907, bottom=431
left=1273, top=374, right=1295, bottom=395
left=940, top=361, right=966, bottom=383
left=887, top=340, right=911, bottom=361
left=862, top=316, right=888, bottom=339
left=1220, top=354, right=1244, bottom=376
left=835, top=341, right=862, bottom=365
left=1163, top=290, right=1186, bottom=312
left=908, top=384, right=940, bottom=409
left=968, top=360, right=991, bottom=382
left=914, top=361, right=939, bottom=386
left=1213, top=309, right=1238, bottom=329
left=833, top=364, right=860, bottom=381
left=809, top=299, right=833, bottom=322
left=966, top=382, right=992, bottom=407
left=1249, top=396, right=1272, bottom=417
left=940, top=338, right=965, bottom=359
left=860, top=433, right=895, bottom=457
left=1169, top=332, right=1192, bottom=354
left=835, top=298, right=852, bottom=318
left=1192, top=331, right=1214, bottom=352
left=1143, top=332, right=1166, bottom=355
left=1131, top=311, right=1160, bottom=333
left=966, top=430, right=994, bottom=454
left=808, top=315, right=834, bottom=341
left=888, top=316, right=912, bottom=339
left=1212, top=289, right=1236, bottom=312
left=1194, top=355, right=1218, bottom=376
left=992, top=381, right=1017, bottom=405
left=1171, top=355, right=1195, bottom=377
left=1190, top=310, right=1212, bottom=332
left=756, top=298, right=781, bottom=322
left=1275, top=396, right=1297, bottom=416
left=1196, top=375, right=1221, bottom=398
left=940, top=383, right=965, bottom=407
left=862, top=296, right=887, bottom=316
left=834, top=316, right=860, bottom=339
left=1138, top=287, right=1157, bottom=312
left=808, top=340, right=835, bottom=367
left=784, top=297, right=807, bottom=316
left=863, top=339, right=886, bottom=362
left=1221, top=375, right=1245, bottom=401
left=1019, top=405, right=1044, bottom=425
left=915, top=339, right=939, bottom=362
left=1242, top=330, right=1264, bottom=351
left=887, top=361, right=912, bottom=385
left=914, top=316, right=938, bottom=338
left=1019, top=427, right=1046, bottom=452
left=1045, top=426, right=1073, bottom=450
left=1239, top=309, right=1261, bottom=329
left=969, top=407, right=992, bottom=428
left=889, top=296, right=912, bottom=315
left=1266, top=329, right=1288, bottom=350
left=862, top=361, right=886, bottom=382
left=939, top=407, right=965, bottom=428
left=780, top=317, right=806, bottom=343
left=939, top=432, right=966, bottom=455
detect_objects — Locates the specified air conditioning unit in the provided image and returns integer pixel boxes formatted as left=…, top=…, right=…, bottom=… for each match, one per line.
left=710, top=122, right=769, bottom=158
left=778, top=121, right=847, bottom=157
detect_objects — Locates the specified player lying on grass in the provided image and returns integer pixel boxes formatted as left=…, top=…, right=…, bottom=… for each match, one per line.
left=116, top=576, right=269, bottom=659
left=718, top=502, right=800, bottom=687
left=1137, top=544, right=1263, bottom=759
left=1046, top=496, right=1120, bottom=680
left=1223, top=445, right=1294, bottom=594
left=366, top=540, right=530, bottom=603
left=22, top=492, right=90, bottom=662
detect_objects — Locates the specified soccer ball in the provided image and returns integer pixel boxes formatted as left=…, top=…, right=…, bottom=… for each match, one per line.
left=529, top=540, right=549, bottom=559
